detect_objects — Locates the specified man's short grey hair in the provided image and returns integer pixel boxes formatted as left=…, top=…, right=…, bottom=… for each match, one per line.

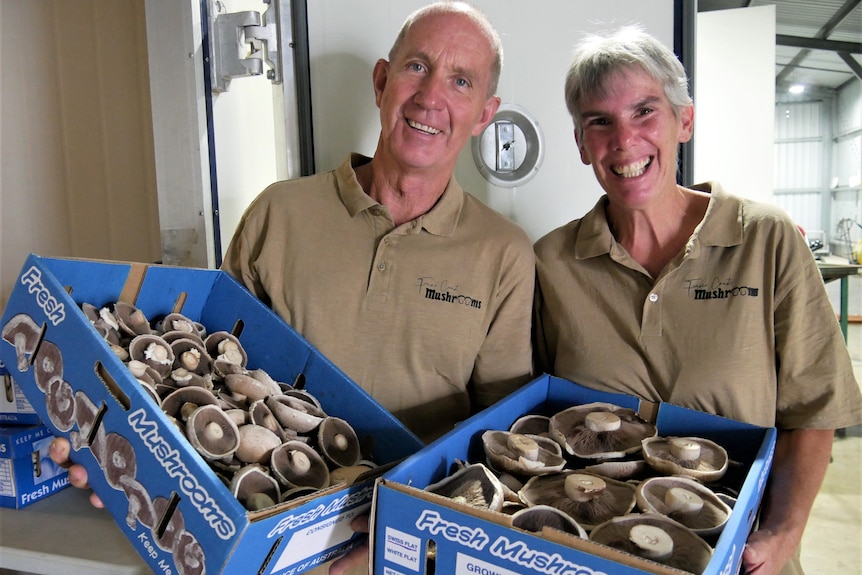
left=388, top=1, right=503, bottom=97
left=564, top=25, right=692, bottom=138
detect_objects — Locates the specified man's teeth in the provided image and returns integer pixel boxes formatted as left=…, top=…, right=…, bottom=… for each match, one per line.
left=613, top=158, right=650, bottom=178
left=407, top=119, right=440, bottom=135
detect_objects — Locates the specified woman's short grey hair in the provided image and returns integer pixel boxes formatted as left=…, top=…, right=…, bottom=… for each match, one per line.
left=564, top=25, right=692, bottom=138
left=388, top=1, right=503, bottom=97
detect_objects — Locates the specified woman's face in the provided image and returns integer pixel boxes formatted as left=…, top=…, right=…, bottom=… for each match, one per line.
left=575, top=67, right=693, bottom=210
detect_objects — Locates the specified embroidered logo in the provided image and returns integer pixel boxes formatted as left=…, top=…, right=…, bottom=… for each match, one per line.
left=417, top=277, right=483, bottom=310
left=684, top=276, right=759, bottom=301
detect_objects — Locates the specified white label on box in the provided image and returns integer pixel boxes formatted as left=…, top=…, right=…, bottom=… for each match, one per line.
left=0, top=458, right=14, bottom=496
left=456, top=553, right=523, bottom=575
left=383, top=568, right=408, bottom=575
left=271, top=503, right=370, bottom=572
left=384, top=527, right=421, bottom=571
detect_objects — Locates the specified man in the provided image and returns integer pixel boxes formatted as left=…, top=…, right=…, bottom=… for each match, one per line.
left=52, top=2, right=534, bottom=572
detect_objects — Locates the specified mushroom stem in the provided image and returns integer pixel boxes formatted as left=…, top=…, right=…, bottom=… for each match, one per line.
left=564, top=473, right=606, bottom=502
left=507, top=434, right=540, bottom=461
left=629, top=524, right=674, bottom=559
left=670, top=438, right=702, bottom=461
left=585, top=411, right=622, bottom=432
left=332, top=433, right=349, bottom=452
left=665, top=486, right=704, bottom=514
left=204, top=421, right=225, bottom=441
left=289, top=450, right=311, bottom=474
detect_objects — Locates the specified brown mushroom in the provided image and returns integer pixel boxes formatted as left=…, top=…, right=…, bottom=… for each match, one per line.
left=2, top=313, right=42, bottom=371
left=511, top=504, right=588, bottom=539
left=549, top=402, right=657, bottom=459
left=45, top=377, right=76, bottom=431
left=641, top=436, right=729, bottom=482
left=266, top=394, right=326, bottom=433
left=636, top=475, right=732, bottom=536
left=161, top=387, right=220, bottom=422
left=225, top=372, right=281, bottom=403
left=270, top=440, right=331, bottom=490
left=170, top=337, right=212, bottom=376
left=235, top=424, right=282, bottom=464
left=482, top=430, right=566, bottom=477
left=425, top=463, right=505, bottom=512
left=230, top=464, right=280, bottom=511
left=519, top=471, right=637, bottom=530
left=589, top=513, right=713, bottom=573
left=33, top=340, right=63, bottom=393
left=185, top=404, right=241, bottom=461
left=317, top=416, right=361, bottom=468
left=205, top=332, right=247, bottom=368
left=129, top=334, right=175, bottom=378
left=114, top=301, right=153, bottom=337
left=509, top=414, right=551, bottom=437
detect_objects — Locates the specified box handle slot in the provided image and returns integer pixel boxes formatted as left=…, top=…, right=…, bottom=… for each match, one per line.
left=155, top=491, right=182, bottom=540
left=256, top=535, right=283, bottom=575
left=231, top=319, right=245, bottom=338
left=85, top=401, right=109, bottom=447
left=425, top=539, right=437, bottom=575
left=32, top=450, right=42, bottom=478
left=4, top=372, right=13, bottom=402
left=94, top=360, right=131, bottom=412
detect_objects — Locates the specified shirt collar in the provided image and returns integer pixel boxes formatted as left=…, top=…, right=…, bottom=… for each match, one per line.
left=335, top=153, right=464, bottom=236
left=573, top=181, right=743, bottom=260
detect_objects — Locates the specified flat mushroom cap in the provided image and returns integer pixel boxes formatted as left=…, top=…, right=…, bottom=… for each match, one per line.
left=425, top=463, right=505, bottom=512
left=186, top=404, right=241, bottom=461
left=270, top=440, right=331, bottom=490
left=549, top=402, right=657, bottom=459
left=114, top=301, right=153, bottom=337
left=230, top=464, right=281, bottom=511
left=641, top=436, right=729, bottom=483
left=509, top=414, right=551, bottom=437
left=519, top=470, right=637, bottom=530
left=235, top=424, right=282, bottom=464
left=482, top=430, right=566, bottom=476
left=511, top=504, right=588, bottom=540
left=2, top=313, right=42, bottom=370
left=317, top=416, right=361, bottom=468
left=589, top=513, right=713, bottom=573
left=266, top=394, right=326, bottom=433
left=129, top=334, right=175, bottom=378
left=205, top=332, right=248, bottom=368
left=636, top=475, right=732, bottom=536
left=225, top=372, right=281, bottom=403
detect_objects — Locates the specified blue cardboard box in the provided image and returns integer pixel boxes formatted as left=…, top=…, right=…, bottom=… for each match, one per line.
left=0, top=254, right=423, bottom=575
left=0, top=423, right=69, bottom=508
left=371, top=375, right=777, bottom=575
left=0, top=361, right=41, bottom=424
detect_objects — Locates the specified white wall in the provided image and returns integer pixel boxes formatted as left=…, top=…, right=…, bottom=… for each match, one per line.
left=306, top=0, right=676, bottom=243
left=694, top=5, right=775, bottom=203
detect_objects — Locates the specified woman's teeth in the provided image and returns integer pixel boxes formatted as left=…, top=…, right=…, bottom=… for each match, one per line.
left=613, top=158, right=650, bottom=178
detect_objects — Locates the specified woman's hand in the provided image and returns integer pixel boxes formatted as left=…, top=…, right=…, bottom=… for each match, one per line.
left=328, top=514, right=370, bottom=575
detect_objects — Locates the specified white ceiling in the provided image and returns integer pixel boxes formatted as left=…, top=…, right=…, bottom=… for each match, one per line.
left=699, top=0, right=861, bottom=92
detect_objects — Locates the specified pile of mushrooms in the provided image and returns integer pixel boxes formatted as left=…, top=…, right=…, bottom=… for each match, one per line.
left=81, top=301, right=377, bottom=511
left=424, top=402, right=734, bottom=574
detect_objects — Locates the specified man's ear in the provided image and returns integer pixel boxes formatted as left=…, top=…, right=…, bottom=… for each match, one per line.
left=372, top=59, right=389, bottom=108
left=574, top=127, right=591, bottom=165
left=472, top=95, right=502, bottom=136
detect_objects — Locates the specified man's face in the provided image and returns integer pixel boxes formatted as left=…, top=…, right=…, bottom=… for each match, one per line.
left=373, top=11, right=501, bottom=175
left=575, top=67, right=693, bottom=210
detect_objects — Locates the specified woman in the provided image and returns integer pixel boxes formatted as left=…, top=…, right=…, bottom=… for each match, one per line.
left=533, top=25, right=862, bottom=575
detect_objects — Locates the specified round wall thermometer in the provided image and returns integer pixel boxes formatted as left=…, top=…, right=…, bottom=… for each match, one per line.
left=472, top=103, right=544, bottom=188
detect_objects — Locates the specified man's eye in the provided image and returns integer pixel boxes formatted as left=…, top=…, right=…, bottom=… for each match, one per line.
left=408, top=62, right=425, bottom=73
left=455, top=78, right=470, bottom=88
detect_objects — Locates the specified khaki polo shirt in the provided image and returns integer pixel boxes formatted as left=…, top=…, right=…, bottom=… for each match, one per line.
left=223, top=154, right=535, bottom=442
left=535, top=182, right=862, bottom=430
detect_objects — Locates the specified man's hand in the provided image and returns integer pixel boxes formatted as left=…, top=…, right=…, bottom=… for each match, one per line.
left=742, top=528, right=796, bottom=575
left=329, top=514, right=370, bottom=575
left=49, top=436, right=104, bottom=508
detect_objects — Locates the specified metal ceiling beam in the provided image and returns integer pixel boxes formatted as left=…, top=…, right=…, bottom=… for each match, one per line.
left=838, top=52, right=862, bottom=80
left=777, top=35, right=862, bottom=54
left=776, top=0, right=862, bottom=85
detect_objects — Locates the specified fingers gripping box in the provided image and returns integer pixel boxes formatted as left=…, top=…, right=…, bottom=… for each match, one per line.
left=0, top=423, right=70, bottom=508
left=0, top=254, right=423, bottom=575
left=371, top=375, right=777, bottom=575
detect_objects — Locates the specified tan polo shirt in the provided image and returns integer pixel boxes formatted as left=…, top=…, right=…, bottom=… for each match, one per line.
left=222, top=154, right=535, bottom=442
left=535, top=182, right=862, bottom=430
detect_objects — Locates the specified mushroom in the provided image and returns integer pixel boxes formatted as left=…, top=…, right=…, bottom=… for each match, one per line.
left=45, top=377, right=76, bottom=431
left=225, top=372, right=281, bottom=403
left=519, top=471, right=637, bottom=530
left=114, top=301, right=153, bottom=336
left=205, top=332, right=247, bottom=368
left=160, top=313, right=198, bottom=336
left=235, top=424, right=282, bottom=464
left=270, top=440, right=331, bottom=490
left=230, top=464, right=281, bottom=511
left=589, top=513, right=713, bottom=573
left=173, top=530, right=206, bottom=575
left=636, top=475, right=732, bottom=536
left=641, top=436, right=729, bottom=482
left=549, top=402, right=657, bottom=459
left=170, top=337, right=212, bottom=376
left=509, top=414, right=551, bottom=437
left=1, top=313, right=41, bottom=371
left=317, top=416, right=361, bottom=468
left=584, top=459, right=651, bottom=482
left=482, top=430, right=566, bottom=477
left=425, top=463, right=505, bottom=512
left=185, top=404, right=241, bottom=461
left=511, top=504, right=588, bottom=540
left=266, top=394, right=326, bottom=433
left=33, top=340, right=63, bottom=393
left=329, top=463, right=376, bottom=487
left=161, top=387, right=220, bottom=422
left=102, top=432, right=138, bottom=490
left=129, top=334, right=175, bottom=378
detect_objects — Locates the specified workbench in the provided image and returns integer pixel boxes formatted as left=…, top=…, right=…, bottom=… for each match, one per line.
left=817, top=255, right=862, bottom=343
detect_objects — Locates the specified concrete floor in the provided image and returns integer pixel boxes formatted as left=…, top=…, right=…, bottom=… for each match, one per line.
left=799, top=323, right=862, bottom=575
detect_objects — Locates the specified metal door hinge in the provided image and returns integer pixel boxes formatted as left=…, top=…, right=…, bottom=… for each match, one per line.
left=208, top=0, right=286, bottom=93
